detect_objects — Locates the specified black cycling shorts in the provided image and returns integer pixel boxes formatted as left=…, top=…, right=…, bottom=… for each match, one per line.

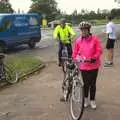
left=106, top=39, right=115, bottom=49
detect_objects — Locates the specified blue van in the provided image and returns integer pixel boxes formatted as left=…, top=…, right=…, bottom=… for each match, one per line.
left=0, top=13, right=41, bottom=52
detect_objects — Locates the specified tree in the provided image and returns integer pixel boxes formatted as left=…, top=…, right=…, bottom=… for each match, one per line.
left=71, top=9, right=77, bottom=24
left=29, top=0, right=59, bottom=22
left=114, top=0, right=120, bottom=5
left=111, top=8, right=120, bottom=18
left=81, top=9, right=85, bottom=15
left=88, top=11, right=96, bottom=19
left=0, top=0, right=14, bottom=13
left=97, top=8, right=100, bottom=14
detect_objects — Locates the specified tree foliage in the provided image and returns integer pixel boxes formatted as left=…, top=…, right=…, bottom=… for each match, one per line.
left=29, top=0, right=60, bottom=22
left=0, top=0, right=14, bottom=13
left=29, top=0, right=120, bottom=24
left=63, top=8, right=120, bottom=24
left=111, top=8, right=120, bottom=18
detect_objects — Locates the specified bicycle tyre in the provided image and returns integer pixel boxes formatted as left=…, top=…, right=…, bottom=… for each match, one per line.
left=70, top=78, right=84, bottom=120
left=62, top=73, right=70, bottom=101
left=62, top=61, right=67, bottom=73
left=4, top=65, right=18, bottom=84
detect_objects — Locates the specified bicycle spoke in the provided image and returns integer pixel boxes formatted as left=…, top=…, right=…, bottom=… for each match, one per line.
left=4, top=65, right=18, bottom=84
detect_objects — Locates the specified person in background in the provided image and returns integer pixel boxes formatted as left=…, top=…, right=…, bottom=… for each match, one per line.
left=104, top=15, right=116, bottom=67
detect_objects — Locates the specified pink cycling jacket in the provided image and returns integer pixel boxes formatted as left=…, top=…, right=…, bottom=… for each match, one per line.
left=72, top=35, right=103, bottom=70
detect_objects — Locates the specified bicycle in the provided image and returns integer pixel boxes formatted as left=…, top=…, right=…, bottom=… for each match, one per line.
left=61, top=57, right=91, bottom=120
left=0, top=54, right=19, bottom=85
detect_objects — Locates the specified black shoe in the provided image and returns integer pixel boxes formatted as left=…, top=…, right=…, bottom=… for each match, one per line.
left=104, top=62, right=113, bottom=67
left=60, top=97, right=66, bottom=102
left=58, top=63, right=62, bottom=67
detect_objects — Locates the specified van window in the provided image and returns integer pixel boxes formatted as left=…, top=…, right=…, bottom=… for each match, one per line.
left=0, top=16, right=2, bottom=22
left=29, top=16, right=38, bottom=25
left=0, top=19, right=12, bottom=32
left=14, top=17, right=28, bottom=27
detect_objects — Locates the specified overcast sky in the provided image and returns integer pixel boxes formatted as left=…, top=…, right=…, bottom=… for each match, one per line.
left=10, top=0, right=119, bottom=14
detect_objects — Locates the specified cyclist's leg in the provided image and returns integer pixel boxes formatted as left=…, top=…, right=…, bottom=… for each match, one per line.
left=66, top=44, right=72, bottom=58
left=109, top=40, right=115, bottom=63
left=58, top=41, right=63, bottom=66
left=81, top=70, right=90, bottom=98
left=105, top=39, right=115, bottom=65
left=89, top=69, right=98, bottom=101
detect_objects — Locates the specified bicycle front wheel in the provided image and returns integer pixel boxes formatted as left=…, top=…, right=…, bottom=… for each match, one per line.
left=70, top=78, right=84, bottom=120
left=4, top=65, right=18, bottom=84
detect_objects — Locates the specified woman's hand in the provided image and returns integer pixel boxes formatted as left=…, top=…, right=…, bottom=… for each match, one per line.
left=90, top=58, right=96, bottom=63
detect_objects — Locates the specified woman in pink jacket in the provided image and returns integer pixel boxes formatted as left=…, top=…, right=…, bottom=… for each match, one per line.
left=72, top=21, right=102, bottom=109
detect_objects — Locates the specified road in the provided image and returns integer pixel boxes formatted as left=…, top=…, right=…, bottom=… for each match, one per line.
left=7, top=26, right=106, bottom=60
left=8, top=25, right=120, bottom=57
left=0, top=25, right=120, bottom=120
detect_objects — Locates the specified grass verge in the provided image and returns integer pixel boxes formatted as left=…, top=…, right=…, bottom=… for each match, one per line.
left=5, top=55, right=41, bottom=78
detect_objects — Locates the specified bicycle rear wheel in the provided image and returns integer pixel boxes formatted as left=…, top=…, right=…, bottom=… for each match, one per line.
left=62, top=73, right=70, bottom=101
left=70, top=78, right=84, bottom=120
left=62, top=60, right=67, bottom=73
left=4, top=65, right=18, bottom=84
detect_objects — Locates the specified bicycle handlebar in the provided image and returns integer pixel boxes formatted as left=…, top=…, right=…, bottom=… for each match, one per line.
left=61, top=57, right=91, bottom=63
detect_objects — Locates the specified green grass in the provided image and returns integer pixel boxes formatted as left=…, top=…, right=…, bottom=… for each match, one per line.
left=114, top=19, right=120, bottom=24
left=5, top=55, right=41, bottom=76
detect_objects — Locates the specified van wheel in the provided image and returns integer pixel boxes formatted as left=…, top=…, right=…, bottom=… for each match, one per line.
left=0, top=43, right=7, bottom=53
left=28, top=40, right=36, bottom=49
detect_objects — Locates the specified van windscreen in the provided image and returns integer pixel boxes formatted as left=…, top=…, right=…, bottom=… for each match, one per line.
left=0, top=16, right=3, bottom=29
left=0, top=16, right=2, bottom=23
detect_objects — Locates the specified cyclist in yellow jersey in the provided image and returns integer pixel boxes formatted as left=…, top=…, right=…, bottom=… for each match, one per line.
left=53, top=18, right=76, bottom=66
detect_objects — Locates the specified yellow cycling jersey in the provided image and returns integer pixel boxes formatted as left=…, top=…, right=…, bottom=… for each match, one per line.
left=53, top=24, right=76, bottom=44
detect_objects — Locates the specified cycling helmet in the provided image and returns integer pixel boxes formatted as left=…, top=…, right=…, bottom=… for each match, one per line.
left=79, top=21, right=91, bottom=29
left=60, top=18, right=66, bottom=24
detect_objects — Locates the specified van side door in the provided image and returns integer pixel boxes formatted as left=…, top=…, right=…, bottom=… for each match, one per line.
left=13, top=16, right=29, bottom=43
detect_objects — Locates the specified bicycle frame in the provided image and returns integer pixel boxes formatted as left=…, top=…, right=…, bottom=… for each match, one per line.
left=62, top=59, right=81, bottom=98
